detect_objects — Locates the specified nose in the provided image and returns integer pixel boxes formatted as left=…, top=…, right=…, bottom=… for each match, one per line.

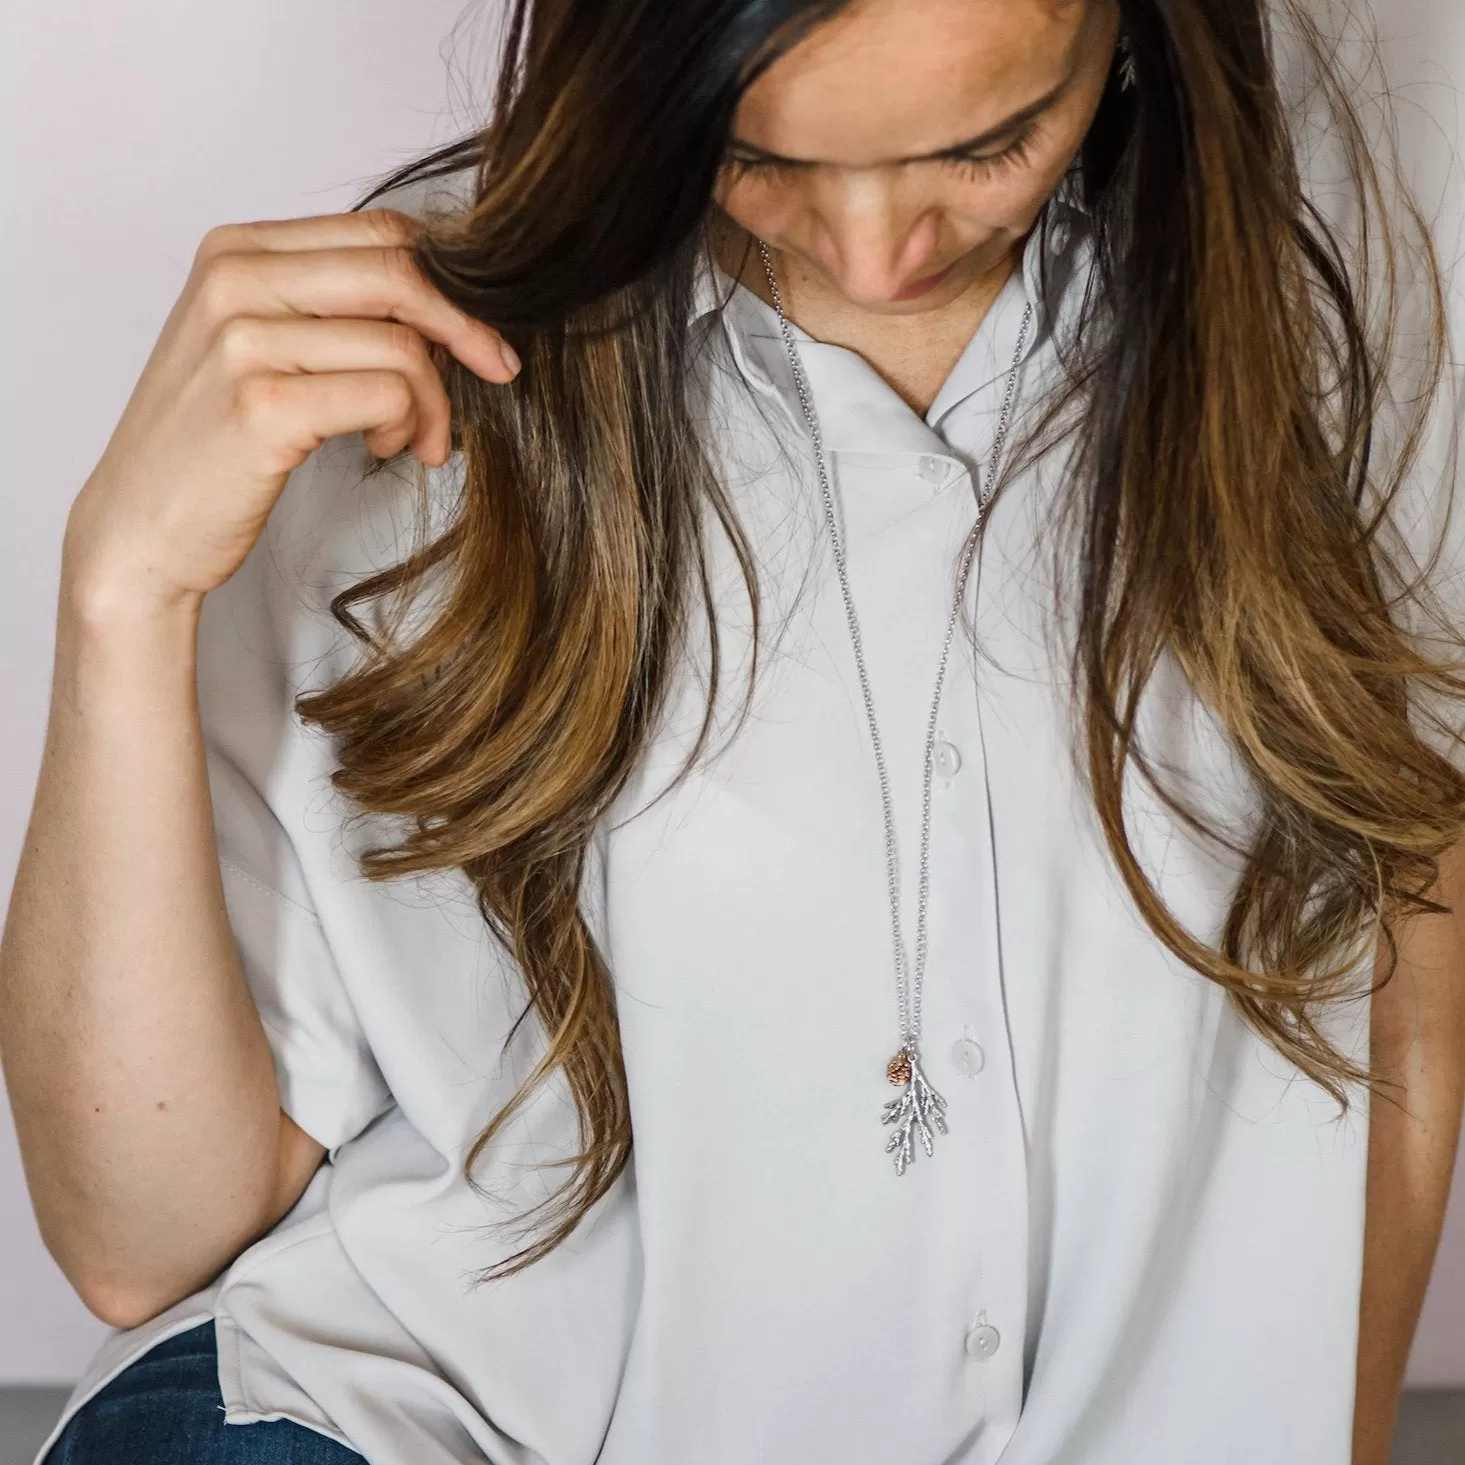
left=807, top=174, right=944, bottom=304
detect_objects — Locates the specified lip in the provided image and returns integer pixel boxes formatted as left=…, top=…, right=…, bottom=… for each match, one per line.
left=891, top=261, right=955, bottom=302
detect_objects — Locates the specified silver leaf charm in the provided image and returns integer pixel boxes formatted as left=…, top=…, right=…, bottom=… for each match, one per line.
left=880, top=1048, right=949, bottom=1175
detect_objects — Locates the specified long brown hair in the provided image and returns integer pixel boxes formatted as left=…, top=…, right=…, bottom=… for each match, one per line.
left=297, top=0, right=1465, bottom=1281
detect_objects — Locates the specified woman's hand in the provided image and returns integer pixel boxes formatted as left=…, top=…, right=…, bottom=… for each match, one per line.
left=62, top=206, right=517, bottom=616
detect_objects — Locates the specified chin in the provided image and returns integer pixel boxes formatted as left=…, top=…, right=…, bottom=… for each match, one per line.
left=857, top=276, right=973, bottom=314
left=856, top=296, right=955, bottom=317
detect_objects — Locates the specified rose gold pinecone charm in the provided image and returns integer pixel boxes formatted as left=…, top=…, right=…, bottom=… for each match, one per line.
left=886, top=1048, right=913, bottom=1086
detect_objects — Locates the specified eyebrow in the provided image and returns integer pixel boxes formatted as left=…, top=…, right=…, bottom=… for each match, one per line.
left=726, top=74, right=1073, bottom=167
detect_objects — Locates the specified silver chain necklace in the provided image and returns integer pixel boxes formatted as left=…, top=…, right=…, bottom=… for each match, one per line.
left=756, top=241, right=1034, bottom=1175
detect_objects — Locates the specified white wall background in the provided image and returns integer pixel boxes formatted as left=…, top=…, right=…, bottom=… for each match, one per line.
left=1, top=0, right=1462, bottom=1390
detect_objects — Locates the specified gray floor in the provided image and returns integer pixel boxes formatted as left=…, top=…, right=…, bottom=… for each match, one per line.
left=1, top=1386, right=1462, bottom=1464
left=1391, top=1392, right=1465, bottom=1464
left=1, top=1390, right=68, bottom=1465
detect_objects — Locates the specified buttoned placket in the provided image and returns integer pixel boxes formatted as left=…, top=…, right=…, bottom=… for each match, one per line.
left=903, top=442, right=1034, bottom=1455
left=712, top=262, right=1046, bottom=1457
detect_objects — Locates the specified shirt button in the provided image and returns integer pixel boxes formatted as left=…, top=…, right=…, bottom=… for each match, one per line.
left=933, top=740, right=962, bottom=778
left=919, top=455, right=946, bottom=485
left=964, top=1320, right=1001, bottom=1360
left=951, top=1038, right=986, bottom=1076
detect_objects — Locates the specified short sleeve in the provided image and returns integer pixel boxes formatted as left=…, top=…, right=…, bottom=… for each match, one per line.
left=208, top=773, right=394, bottom=1159
left=196, top=430, right=411, bottom=1156
left=1366, top=15, right=1465, bottom=765
left=1277, top=2, right=1465, bottom=763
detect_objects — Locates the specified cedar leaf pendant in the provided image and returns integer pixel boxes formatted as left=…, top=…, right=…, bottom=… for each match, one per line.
left=881, top=1044, right=948, bottom=1174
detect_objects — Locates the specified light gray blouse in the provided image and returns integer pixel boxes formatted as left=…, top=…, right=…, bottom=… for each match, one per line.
left=36, top=165, right=1385, bottom=1465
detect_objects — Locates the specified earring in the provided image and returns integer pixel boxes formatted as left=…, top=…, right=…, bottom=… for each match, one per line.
left=1118, top=33, right=1138, bottom=92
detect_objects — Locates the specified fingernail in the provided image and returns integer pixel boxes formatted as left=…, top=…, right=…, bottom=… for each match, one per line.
left=499, top=341, right=521, bottom=377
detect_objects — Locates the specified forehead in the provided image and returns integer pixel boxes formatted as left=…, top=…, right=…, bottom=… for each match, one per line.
left=736, top=0, right=1092, bottom=164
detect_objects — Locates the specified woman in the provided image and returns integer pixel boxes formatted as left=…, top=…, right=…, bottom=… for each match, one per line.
left=3, top=0, right=1463, bottom=1461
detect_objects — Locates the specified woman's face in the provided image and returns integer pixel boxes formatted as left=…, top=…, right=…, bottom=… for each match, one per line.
left=714, top=0, right=1120, bottom=314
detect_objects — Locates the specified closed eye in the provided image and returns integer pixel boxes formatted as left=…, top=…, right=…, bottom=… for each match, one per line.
left=720, top=150, right=810, bottom=181
left=723, top=122, right=1041, bottom=181
left=942, top=123, right=1040, bottom=178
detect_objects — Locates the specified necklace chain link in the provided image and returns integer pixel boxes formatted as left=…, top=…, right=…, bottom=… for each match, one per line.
left=756, top=240, right=1034, bottom=1171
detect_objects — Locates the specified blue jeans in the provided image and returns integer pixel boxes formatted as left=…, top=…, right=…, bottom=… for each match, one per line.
left=44, top=1321, right=364, bottom=1464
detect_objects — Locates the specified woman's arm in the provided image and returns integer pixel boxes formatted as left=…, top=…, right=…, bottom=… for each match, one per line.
left=0, top=589, right=325, bottom=1329
left=1352, top=838, right=1465, bottom=1465
left=0, top=207, right=513, bottom=1329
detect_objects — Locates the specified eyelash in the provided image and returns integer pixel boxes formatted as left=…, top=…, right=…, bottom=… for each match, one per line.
left=724, top=123, right=1040, bottom=181
left=947, top=124, right=1039, bottom=178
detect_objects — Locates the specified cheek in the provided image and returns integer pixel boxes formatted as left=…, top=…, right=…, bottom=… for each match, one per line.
left=717, top=172, right=1023, bottom=242
left=952, top=165, right=1069, bottom=228
left=909, top=164, right=1074, bottom=244
left=712, top=172, right=790, bottom=240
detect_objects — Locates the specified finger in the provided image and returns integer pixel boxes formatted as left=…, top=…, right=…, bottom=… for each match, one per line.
left=195, top=207, right=432, bottom=263
left=237, top=369, right=426, bottom=472
left=194, top=235, right=520, bottom=385
left=213, top=315, right=455, bottom=464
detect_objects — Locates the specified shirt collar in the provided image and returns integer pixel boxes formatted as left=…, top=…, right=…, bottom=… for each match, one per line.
left=689, top=191, right=1093, bottom=456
